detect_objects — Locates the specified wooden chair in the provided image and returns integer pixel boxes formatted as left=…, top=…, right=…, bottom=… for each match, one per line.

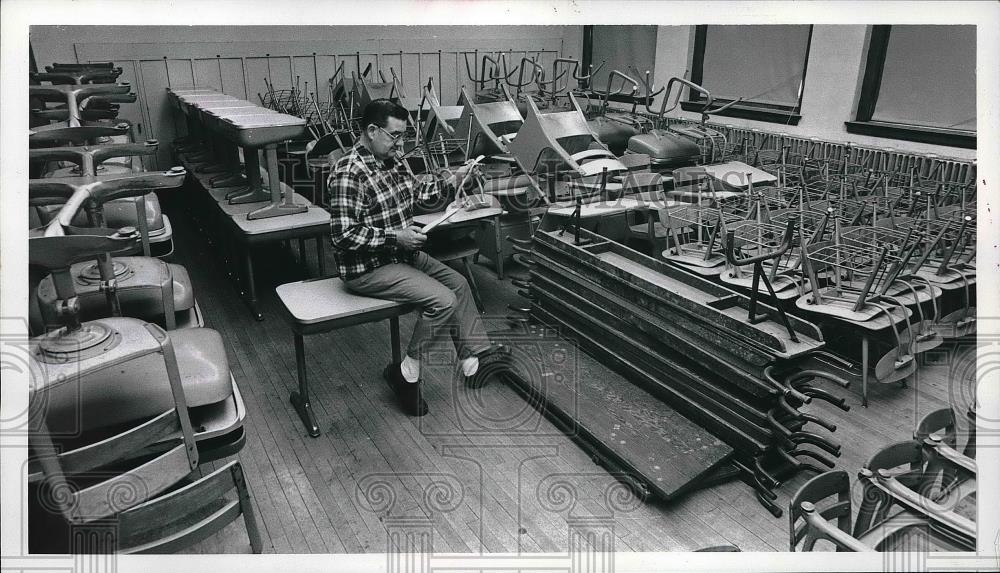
left=789, top=470, right=964, bottom=552
left=913, top=407, right=977, bottom=502
left=853, top=440, right=925, bottom=536
left=114, top=460, right=262, bottom=553
left=914, top=407, right=958, bottom=446
left=788, top=470, right=860, bottom=551
left=28, top=331, right=261, bottom=554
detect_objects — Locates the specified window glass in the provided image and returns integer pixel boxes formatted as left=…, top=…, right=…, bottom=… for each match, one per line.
left=872, top=25, right=976, bottom=131
left=698, top=25, right=811, bottom=108
left=590, top=25, right=658, bottom=90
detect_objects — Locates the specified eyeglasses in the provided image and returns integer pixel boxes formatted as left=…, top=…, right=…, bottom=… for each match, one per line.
left=372, top=124, right=405, bottom=144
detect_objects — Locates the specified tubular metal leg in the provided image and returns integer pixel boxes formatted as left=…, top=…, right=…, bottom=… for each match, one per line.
left=244, top=247, right=262, bottom=321
left=494, top=214, right=505, bottom=280
left=316, top=236, right=326, bottom=277
left=462, top=256, right=485, bottom=314
left=289, top=333, right=320, bottom=437
left=862, top=335, right=869, bottom=408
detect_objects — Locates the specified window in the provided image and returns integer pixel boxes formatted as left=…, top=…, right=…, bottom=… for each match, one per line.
left=682, top=25, right=813, bottom=125
left=846, top=25, right=975, bottom=149
left=583, top=25, right=658, bottom=104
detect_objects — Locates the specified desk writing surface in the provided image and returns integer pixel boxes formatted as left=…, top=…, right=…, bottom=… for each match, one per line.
left=412, top=206, right=503, bottom=229
left=676, top=161, right=777, bottom=189
left=276, top=277, right=407, bottom=325
left=545, top=196, right=663, bottom=218
left=229, top=204, right=330, bottom=236
left=488, top=187, right=528, bottom=197
left=218, top=186, right=310, bottom=216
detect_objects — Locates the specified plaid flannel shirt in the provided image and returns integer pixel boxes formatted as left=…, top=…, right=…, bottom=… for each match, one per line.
left=327, top=142, right=444, bottom=279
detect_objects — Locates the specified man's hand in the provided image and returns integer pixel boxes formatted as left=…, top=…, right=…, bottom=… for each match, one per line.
left=396, top=225, right=428, bottom=250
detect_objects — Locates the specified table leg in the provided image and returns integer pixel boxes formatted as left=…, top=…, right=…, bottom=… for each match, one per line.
left=463, top=257, right=485, bottom=314
left=289, top=333, right=321, bottom=437
left=298, top=238, right=306, bottom=267
left=861, top=335, right=869, bottom=408
left=224, top=228, right=237, bottom=281
left=494, top=214, right=504, bottom=280
left=244, top=247, right=263, bottom=321
left=390, top=316, right=401, bottom=364
left=316, top=236, right=326, bottom=277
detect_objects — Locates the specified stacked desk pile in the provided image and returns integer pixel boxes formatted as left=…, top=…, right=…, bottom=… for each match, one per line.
left=167, top=88, right=331, bottom=320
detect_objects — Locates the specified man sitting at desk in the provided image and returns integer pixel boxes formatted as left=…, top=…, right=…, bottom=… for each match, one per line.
left=327, top=98, right=504, bottom=417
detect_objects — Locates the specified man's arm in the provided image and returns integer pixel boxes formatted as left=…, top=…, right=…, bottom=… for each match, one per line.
left=327, top=169, right=397, bottom=251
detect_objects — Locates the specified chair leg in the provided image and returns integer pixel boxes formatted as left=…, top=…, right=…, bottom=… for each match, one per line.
left=232, top=463, right=263, bottom=553
left=461, top=256, right=485, bottom=314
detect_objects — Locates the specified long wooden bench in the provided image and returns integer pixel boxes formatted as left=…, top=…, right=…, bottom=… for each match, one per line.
left=275, top=277, right=414, bottom=437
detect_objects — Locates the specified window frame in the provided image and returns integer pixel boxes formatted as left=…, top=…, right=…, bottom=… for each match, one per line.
left=844, top=25, right=975, bottom=149
left=680, top=24, right=813, bottom=126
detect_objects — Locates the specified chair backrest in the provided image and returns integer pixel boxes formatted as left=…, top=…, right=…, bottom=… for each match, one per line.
left=915, top=407, right=957, bottom=447
left=788, top=470, right=851, bottom=551
left=864, top=440, right=923, bottom=480
left=29, top=324, right=199, bottom=526
left=455, top=86, right=522, bottom=157
left=422, top=83, right=463, bottom=142
left=116, top=460, right=262, bottom=554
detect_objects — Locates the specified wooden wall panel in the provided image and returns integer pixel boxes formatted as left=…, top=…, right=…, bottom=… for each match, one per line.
left=419, top=53, right=444, bottom=101
left=292, top=56, right=319, bottom=100
left=137, top=60, right=177, bottom=168
left=244, top=57, right=272, bottom=105
left=72, top=35, right=563, bottom=165
left=192, top=58, right=222, bottom=91
left=314, top=55, right=340, bottom=101
left=165, top=58, right=194, bottom=89
left=219, top=58, right=247, bottom=100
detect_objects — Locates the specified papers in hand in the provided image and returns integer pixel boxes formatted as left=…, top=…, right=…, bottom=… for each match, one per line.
left=420, top=204, right=464, bottom=233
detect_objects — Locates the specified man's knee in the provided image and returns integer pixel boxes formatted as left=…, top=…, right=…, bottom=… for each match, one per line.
left=452, top=273, right=472, bottom=296
left=424, top=289, right=457, bottom=319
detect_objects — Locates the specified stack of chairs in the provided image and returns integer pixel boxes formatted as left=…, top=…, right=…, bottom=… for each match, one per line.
left=27, top=62, right=257, bottom=554
left=789, top=407, right=977, bottom=552
left=646, top=136, right=975, bottom=407
left=30, top=64, right=174, bottom=256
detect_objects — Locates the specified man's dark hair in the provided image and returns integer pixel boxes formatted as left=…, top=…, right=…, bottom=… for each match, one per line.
left=361, top=98, right=409, bottom=129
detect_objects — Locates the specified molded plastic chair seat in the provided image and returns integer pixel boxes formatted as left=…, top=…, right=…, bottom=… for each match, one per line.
left=627, top=131, right=702, bottom=169
left=36, top=257, right=197, bottom=328
left=35, top=192, right=168, bottom=239
left=34, top=319, right=235, bottom=435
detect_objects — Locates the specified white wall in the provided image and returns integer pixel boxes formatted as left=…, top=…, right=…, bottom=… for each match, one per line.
left=650, top=25, right=975, bottom=160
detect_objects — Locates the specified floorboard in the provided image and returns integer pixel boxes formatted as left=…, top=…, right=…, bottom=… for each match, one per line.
left=162, top=195, right=971, bottom=554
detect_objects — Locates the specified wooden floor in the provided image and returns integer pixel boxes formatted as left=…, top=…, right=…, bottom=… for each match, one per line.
left=166, top=200, right=973, bottom=554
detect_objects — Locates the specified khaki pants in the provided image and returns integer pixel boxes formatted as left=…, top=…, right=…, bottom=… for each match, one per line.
left=344, top=251, right=490, bottom=360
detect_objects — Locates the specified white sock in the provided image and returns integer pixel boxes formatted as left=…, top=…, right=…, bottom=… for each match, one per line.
left=461, top=356, right=480, bottom=377
left=401, top=355, right=420, bottom=383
